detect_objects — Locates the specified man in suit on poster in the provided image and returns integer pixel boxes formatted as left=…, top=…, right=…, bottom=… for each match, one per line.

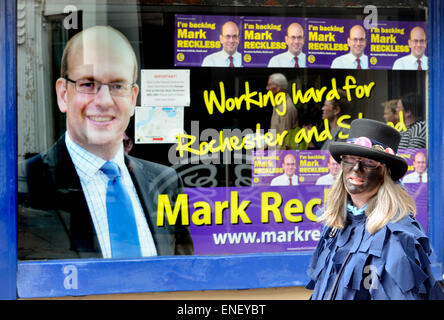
left=402, top=151, right=427, bottom=183
left=315, top=155, right=341, bottom=186
left=270, top=153, right=299, bottom=186
left=18, top=26, right=193, bottom=260
left=201, top=21, right=242, bottom=67
left=392, top=26, right=428, bottom=70
left=331, top=24, right=368, bottom=69
left=267, top=22, right=306, bottom=68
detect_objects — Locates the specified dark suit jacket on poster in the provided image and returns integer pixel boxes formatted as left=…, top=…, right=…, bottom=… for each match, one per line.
left=18, top=135, right=194, bottom=260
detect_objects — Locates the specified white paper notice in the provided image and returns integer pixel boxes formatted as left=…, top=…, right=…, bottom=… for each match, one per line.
left=134, top=106, right=184, bottom=144
left=141, top=69, right=190, bottom=107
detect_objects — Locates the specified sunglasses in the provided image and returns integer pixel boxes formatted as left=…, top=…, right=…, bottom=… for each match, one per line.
left=340, top=155, right=382, bottom=170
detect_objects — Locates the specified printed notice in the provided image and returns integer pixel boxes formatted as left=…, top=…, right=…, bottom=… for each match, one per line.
left=135, top=106, right=184, bottom=144
left=141, top=69, right=190, bottom=107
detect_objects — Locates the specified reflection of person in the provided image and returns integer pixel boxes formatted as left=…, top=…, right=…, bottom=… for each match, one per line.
left=266, top=73, right=299, bottom=149
left=307, top=119, right=444, bottom=300
left=381, top=99, right=399, bottom=125
left=267, top=23, right=306, bottom=68
left=270, top=153, right=298, bottom=186
left=396, top=93, right=426, bottom=149
left=319, top=89, right=351, bottom=150
left=315, top=155, right=340, bottom=185
left=201, top=21, right=242, bottom=67
left=393, top=26, right=428, bottom=70
left=403, top=151, right=427, bottom=183
left=18, top=26, right=194, bottom=260
left=123, top=132, right=133, bottom=154
left=331, top=25, right=368, bottom=69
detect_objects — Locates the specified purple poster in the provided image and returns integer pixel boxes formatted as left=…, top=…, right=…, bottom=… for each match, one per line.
left=241, top=16, right=306, bottom=68
left=252, top=150, right=293, bottom=186
left=305, top=19, right=367, bottom=69
left=298, top=150, right=338, bottom=185
left=180, top=150, right=428, bottom=255
left=252, top=149, right=338, bottom=186
left=398, top=148, right=428, bottom=232
left=174, top=15, right=427, bottom=71
left=174, top=15, right=243, bottom=67
left=184, top=182, right=428, bottom=255
left=368, top=21, right=428, bottom=70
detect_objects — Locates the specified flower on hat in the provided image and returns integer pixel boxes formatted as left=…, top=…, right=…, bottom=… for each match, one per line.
left=350, top=137, right=397, bottom=156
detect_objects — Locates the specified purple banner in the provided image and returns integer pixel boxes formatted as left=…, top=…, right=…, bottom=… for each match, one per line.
left=174, top=15, right=427, bottom=70
left=185, top=186, right=323, bottom=255
left=369, top=21, right=428, bottom=70
left=184, top=182, right=428, bottom=255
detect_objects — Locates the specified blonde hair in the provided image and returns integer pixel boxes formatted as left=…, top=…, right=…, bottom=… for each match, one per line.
left=318, top=167, right=416, bottom=234
left=381, top=99, right=398, bottom=111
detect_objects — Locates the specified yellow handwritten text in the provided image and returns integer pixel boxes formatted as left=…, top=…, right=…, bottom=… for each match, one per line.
left=203, top=81, right=287, bottom=116
left=174, top=113, right=407, bottom=157
left=203, top=76, right=375, bottom=117
left=175, top=123, right=287, bottom=157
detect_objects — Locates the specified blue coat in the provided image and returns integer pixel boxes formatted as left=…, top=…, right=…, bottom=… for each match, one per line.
left=306, top=212, right=444, bottom=300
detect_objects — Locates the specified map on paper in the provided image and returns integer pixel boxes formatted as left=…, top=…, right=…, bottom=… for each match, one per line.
left=134, top=106, right=184, bottom=144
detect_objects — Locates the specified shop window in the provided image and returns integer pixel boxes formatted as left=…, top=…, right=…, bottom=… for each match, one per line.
left=15, top=1, right=430, bottom=297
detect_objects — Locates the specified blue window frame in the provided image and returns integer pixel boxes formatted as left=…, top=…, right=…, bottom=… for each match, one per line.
left=0, top=0, right=17, bottom=300
left=1, top=1, right=443, bottom=299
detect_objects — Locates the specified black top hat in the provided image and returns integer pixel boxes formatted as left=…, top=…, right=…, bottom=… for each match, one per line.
left=329, top=118, right=408, bottom=181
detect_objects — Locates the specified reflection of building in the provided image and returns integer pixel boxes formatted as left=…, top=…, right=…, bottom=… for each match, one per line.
left=266, top=73, right=299, bottom=150
left=17, top=1, right=143, bottom=162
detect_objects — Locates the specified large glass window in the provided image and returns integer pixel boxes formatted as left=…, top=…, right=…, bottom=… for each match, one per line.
left=15, top=0, right=429, bottom=295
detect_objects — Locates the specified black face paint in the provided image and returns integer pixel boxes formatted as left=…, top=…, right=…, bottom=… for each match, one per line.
left=342, top=159, right=384, bottom=195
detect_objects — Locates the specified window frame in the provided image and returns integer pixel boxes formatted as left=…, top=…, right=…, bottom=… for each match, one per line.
left=1, top=0, right=442, bottom=299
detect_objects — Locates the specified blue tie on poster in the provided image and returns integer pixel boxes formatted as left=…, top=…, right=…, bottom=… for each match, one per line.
left=101, top=161, right=142, bottom=258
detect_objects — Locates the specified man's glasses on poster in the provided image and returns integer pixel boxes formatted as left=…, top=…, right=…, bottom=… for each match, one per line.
left=65, top=77, right=135, bottom=97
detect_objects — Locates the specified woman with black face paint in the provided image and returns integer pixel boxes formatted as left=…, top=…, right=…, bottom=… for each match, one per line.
left=306, top=119, right=444, bottom=300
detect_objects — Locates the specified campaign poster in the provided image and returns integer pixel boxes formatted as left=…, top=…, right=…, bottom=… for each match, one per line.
left=252, top=150, right=336, bottom=186
left=298, top=150, right=334, bottom=185
left=305, top=18, right=362, bottom=69
left=252, top=150, right=297, bottom=186
left=241, top=16, right=306, bottom=68
left=398, top=148, right=428, bottom=232
left=174, top=15, right=426, bottom=71
left=174, top=15, right=243, bottom=67
left=368, top=21, right=428, bottom=70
